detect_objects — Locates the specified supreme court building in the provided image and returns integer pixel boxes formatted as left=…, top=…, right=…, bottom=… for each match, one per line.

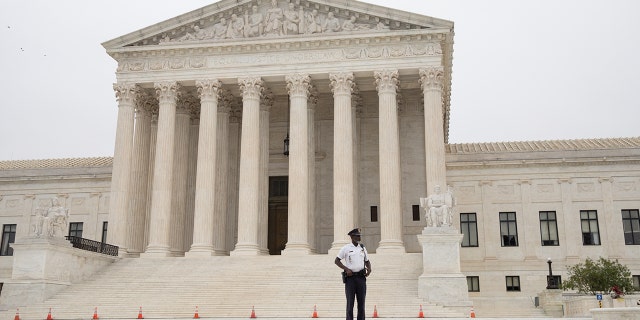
left=1, top=0, right=640, bottom=316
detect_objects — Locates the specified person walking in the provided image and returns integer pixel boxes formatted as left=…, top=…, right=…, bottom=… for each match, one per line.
left=335, top=228, right=372, bottom=320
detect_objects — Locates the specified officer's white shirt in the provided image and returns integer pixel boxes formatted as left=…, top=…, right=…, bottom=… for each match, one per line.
left=337, top=243, right=369, bottom=272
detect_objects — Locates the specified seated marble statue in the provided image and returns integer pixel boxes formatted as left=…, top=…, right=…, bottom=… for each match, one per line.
left=421, top=185, right=452, bottom=227
left=283, top=3, right=300, bottom=35
left=33, top=197, right=69, bottom=238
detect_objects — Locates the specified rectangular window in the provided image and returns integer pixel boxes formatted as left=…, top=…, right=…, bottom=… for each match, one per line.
left=539, top=211, right=559, bottom=246
left=0, top=224, right=17, bottom=256
left=101, top=222, right=108, bottom=243
left=460, top=213, right=478, bottom=247
left=69, top=222, right=83, bottom=238
left=500, top=212, right=518, bottom=247
left=412, top=205, right=421, bottom=222
left=506, top=276, right=521, bottom=292
left=580, top=210, right=601, bottom=245
left=370, top=206, right=378, bottom=222
left=632, top=275, right=640, bottom=291
left=467, top=276, right=480, bottom=292
left=622, top=209, right=640, bottom=245
left=547, top=275, right=562, bottom=289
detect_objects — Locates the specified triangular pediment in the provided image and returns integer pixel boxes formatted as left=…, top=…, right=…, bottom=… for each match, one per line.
left=102, top=0, right=453, bottom=49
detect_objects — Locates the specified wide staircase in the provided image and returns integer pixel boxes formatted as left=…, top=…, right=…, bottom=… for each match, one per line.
left=3, top=253, right=473, bottom=319
left=2, top=252, right=558, bottom=319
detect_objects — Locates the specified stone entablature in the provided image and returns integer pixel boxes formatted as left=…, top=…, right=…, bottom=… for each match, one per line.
left=448, top=137, right=640, bottom=154
left=0, top=157, right=112, bottom=170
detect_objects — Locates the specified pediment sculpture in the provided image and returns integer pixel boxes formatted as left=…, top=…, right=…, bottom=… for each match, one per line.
left=156, top=0, right=393, bottom=46
left=32, top=197, right=70, bottom=239
left=420, top=185, right=455, bottom=228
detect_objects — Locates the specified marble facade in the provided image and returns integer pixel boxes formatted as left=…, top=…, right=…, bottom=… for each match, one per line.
left=0, top=0, right=639, bottom=308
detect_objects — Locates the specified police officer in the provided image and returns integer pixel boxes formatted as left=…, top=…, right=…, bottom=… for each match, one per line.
left=335, top=228, right=371, bottom=320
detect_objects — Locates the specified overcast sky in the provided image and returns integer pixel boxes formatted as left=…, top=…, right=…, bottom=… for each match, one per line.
left=1, top=0, right=638, bottom=160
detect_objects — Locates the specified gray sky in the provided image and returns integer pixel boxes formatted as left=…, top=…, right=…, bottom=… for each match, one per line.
left=1, top=0, right=639, bottom=160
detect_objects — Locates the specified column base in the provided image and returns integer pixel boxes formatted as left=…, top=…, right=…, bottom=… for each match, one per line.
left=282, top=243, right=312, bottom=255
left=140, top=245, right=171, bottom=258
left=230, top=243, right=263, bottom=256
left=328, top=240, right=350, bottom=256
left=376, top=240, right=406, bottom=254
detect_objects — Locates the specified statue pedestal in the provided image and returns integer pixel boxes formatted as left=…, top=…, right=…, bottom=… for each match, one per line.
left=417, top=226, right=472, bottom=312
left=0, top=237, right=117, bottom=307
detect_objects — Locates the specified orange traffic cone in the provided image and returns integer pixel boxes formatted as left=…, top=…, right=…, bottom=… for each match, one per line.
left=46, top=308, right=53, bottom=320
left=193, top=306, right=200, bottom=319
left=418, top=304, right=424, bottom=318
left=372, top=305, right=378, bottom=318
left=137, top=306, right=144, bottom=319
left=14, top=308, right=20, bottom=320
left=250, top=306, right=257, bottom=319
left=93, top=307, right=99, bottom=320
left=312, top=305, right=318, bottom=318
left=470, top=306, right=476, bottom=318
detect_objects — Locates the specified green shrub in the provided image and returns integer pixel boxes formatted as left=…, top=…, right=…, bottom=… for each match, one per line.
left=562, top=257, right=634, bottom=295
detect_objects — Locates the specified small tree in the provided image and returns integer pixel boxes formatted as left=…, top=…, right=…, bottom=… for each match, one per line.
left=562, top=257, right=634, bottom=295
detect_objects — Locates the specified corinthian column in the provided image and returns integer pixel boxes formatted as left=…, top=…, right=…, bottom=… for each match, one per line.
left=231, top=77, right=264, bottom=256
left=283, top=73, right=312, bottom=255
left=420, top=67, right=447, bottom=195
left=108, top=83, right=139, bottom=253
left=187, top=80, right=222, bottom=256
left=329, top=72, right=355, bottom=253
left=308, top=87, right=318, bottom=252
left=169, top=93, right=194, bottom=256
left=126, top=89, right=155, bottom=255
left=212, top=90, right=233, bottom=255
left=258, top=90, right=273, bottom=254
left=375, top=70, right=405, bottom=253
left=144, top=81, right=181, bottom=257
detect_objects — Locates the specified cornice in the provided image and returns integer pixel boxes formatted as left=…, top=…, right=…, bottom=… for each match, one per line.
left=0, top=157, right=113, bottom=170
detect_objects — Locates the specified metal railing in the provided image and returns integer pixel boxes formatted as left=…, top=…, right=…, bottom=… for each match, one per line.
left=65, top=236, right=119, bottom=257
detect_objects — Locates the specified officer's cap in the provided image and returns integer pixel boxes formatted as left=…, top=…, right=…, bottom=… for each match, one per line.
left=347, top=228, right=361, bottom=236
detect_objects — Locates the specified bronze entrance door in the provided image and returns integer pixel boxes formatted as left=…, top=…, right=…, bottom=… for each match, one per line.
left=268, top=176, right=288, bottom=255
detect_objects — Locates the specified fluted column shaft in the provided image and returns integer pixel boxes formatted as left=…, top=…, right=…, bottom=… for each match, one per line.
left=188, top=80, right=222, bottom=256
left=232, top=77, right=264, bottom=255
left=308, top=89, right=318, bottom=252
left=284, top=74, right=312, bottom=254
left=375, top=70, right=405, bottom=253
left=329, top=72, right=355, bottom=252
left=258, top=92, right=273, bottom=254
left=126, top=92, right=153, bottom=255
left=212, top=97, right=231, bottom=255
left=420, top=67, right=447, bottom=194
left=108, top=83, right=138, bottom=252
left=145, top=81, right=180, bottom=256
left=169, top=101, right=191, bottom=256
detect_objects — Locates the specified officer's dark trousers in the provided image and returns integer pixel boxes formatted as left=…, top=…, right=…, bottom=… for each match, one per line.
left=345, top=275, right=366, bottom=320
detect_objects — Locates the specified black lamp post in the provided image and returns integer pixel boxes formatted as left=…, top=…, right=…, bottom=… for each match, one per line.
left=546, top=258, right=558, bottom=289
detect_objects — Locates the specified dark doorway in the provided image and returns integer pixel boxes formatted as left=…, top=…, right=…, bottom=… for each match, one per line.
left=268, top=176, right=288, bottom=255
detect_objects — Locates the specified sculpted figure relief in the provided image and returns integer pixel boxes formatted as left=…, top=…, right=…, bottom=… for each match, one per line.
left=227, top=13, right=245, bottom=39
left=304, top=9, right=321, bottom=34
left=264, top=0, right=284, bottom=36
left=283, top=3, right=300, bottom=35
left=323, top=12, right=341, bottom=32
left=420, top=185, right=454, bottom=228
left=33, top=197, right=70, bottom=238
left=156, top=1, right=395, bottom=44
left=212, top=18, right=228, bottom=39
left=246, top=5, right=264, bottom=37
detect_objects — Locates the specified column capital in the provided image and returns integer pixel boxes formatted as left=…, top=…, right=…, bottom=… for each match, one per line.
left=113, top=83, right=140, bottom=105
left=261, top=88, right=274, bottom=112
left=178, top=91, right=199, bottom=115
left=238, top=77, right=264, bottom=100
left=329, top=72, right=355, bottom=95
left=285, top=73, right=311, bottom=98
left=308, top=85, right=319, bottom=111
left=154, top=81, right=181, bottom=104
left=419, top=67, right=444, bottom=92
left=196, top=79, right=222, bottom=102
left=374, top=69, right=399, bottom=94
left=218, top=89, right=234, bottom=114
left=136, top=89, right=157, bottom=116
